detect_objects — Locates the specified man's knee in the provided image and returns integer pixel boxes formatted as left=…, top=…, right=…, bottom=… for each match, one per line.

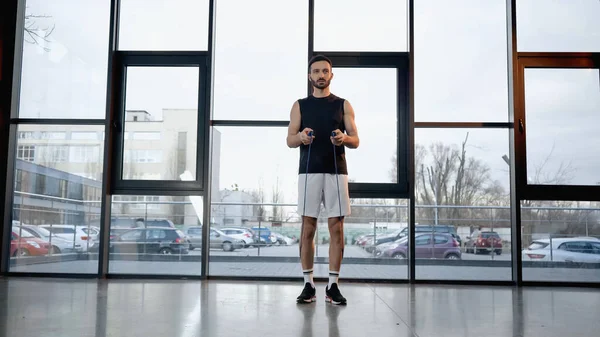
left=328, top=219, right=344, bottom=242
left=301, top=217, right=317, bottom=242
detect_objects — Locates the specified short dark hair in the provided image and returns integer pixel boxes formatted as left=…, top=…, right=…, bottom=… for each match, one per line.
left=308, top=54, right=332, bottom=72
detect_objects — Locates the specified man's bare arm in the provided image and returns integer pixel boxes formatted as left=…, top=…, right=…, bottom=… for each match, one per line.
left=287, top=101, right=303, bottom=148
left=342, top=100, right=359, bottom=149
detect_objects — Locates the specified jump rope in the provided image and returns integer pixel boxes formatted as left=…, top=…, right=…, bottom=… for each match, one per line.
left=302, top=130, right=343, bottom=221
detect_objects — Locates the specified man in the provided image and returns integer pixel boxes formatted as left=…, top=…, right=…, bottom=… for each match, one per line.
left=286, top=55, right=360, bottom=305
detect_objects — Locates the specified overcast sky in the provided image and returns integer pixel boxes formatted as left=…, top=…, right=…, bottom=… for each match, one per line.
left=15, top=0, right=600, bottom=208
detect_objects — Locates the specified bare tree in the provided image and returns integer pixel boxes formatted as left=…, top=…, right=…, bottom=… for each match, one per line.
left=271, top=177, right=283, bottom=222
left=411, top=132, right=508, bottom=227
left=24, top=7, right=55, bottom=52
left=250, top=179, right=267, bottom=222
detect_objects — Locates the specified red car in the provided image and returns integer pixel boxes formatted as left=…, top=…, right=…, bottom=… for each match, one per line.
left=466, top=231, right=503, bottom=255
left=11, top=227, right=50, bottom=257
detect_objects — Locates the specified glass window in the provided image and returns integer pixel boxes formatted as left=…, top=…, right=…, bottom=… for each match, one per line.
left=524, top=68, right=600, bottom=186
left=109, top=195, right=202, bottom=275
left=415, top=0, right=508, bottom=122
left=314, top=0, right=408, bottom=52
left=521, top=200, right=600, bottom=283
left=212, top=0, right=307, bottom=120
left=132, top=132, right=161, bottom=141
left=328, top=68, right=397, bottom=183
left=415, top=128, right=511, bottom=281
left=18, top=0, right=110, bottom=118
left=12, top=227, right=36, bottom=238
left=118, top=0, right=209, bottom=51
left=517, top=0, right=600, bottom=52
left=209, top=198, right=408, bottom=279
left=210, top=126, right=409, bottom=279
left=71, top=132, right=99, bottom=140
left=9, top=125, right=104, bottom=274
left=122, top=67, right=199, bottom=180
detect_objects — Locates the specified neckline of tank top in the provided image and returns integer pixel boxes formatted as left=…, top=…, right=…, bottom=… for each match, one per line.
left=309, top=93, right=335, bottom=99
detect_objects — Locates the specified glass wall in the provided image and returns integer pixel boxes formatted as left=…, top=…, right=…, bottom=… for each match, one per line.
left=515, top=0, right=600, bottom=284
left=3, top=0, right=600, bottom=285
left=108, top=195, right=202, bottom=275
left=413, top=0, right=512, bottom=281
left=7, top=0, right=111, bottom=274
left=414, top=129, right=511, bottom=280
left=521, top=201, right=600, bottom=283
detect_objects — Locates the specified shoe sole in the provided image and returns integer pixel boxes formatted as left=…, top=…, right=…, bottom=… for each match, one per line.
left=297, top=296, right=316, bottom=303
left=325, top=295, right=347, bottom=305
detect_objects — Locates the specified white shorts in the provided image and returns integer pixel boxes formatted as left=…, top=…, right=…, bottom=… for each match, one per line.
left=297, top=173, right=351, bottom=219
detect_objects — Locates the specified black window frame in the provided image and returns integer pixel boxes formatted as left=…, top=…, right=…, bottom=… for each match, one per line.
left=515, top=53, right=600, bottom=201
left=312, top=52, right=410, bottom=199
left=110, top=51, right=209, bottom=195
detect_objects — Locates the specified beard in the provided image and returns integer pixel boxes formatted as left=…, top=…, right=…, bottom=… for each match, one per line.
left=310, top=77, right=331, bottom=90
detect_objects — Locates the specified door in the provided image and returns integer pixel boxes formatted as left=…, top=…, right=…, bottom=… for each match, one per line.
left=414, top=234, right=433, bottom=259
left=515, top=55, right=600, bottom=201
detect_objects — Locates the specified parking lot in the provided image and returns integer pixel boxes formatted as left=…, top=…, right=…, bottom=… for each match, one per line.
left=9, top=243, right=600, bottom=283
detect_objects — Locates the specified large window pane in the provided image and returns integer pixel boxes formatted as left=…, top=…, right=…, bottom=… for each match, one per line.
left=118, top=0, right=209, bottom=51
left=521, top=200, right=600, bottom=283
left=109, top=195, right=202, bottom=275
left=18, top=0, right=110, bottom=119
left=414, top=128, right=511, bottom=281
left=524, top=68, right=600, bottom=186
left=329, top=68, right=397, bottom=184
left=517, top=0, right=600, bottom=52
left=415, top=0, right=508, bottom=122
left=314, top=0, right=408, bottom=52
left=9, top=125, right=104, bottom=274
left=209, top=126, right=408, bottom=279
left=212, top=0, right=307, bottom=120
left=122, top=67, right=199, bottom=180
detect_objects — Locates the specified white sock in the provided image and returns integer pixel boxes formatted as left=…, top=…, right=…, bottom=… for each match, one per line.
left=303, top=269, right=315, bottom=288
left=328, top=270, right=339, bottom=287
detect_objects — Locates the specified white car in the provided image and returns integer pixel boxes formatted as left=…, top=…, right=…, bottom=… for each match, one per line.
left=219, top=227, right=255, bottom=248
left=39, top=225, right=97, bottom=252
left=522, top=237, right=600, bottom=263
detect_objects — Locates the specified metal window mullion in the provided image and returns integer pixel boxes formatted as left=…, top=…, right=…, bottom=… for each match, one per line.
left=1, top=0, right=25, bottom=274
left=506, top=0, right=522, bottom=286
left=201, top=0, right=218, bottom=279
left=408, top=0, right=416, bottom=282
left=98, top=0, right=121, bottom=278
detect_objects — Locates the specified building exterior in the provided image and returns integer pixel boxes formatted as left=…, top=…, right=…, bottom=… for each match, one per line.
left=13, top=109, right=222, bottom=227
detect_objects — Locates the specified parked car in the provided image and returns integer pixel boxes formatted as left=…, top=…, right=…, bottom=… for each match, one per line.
left=183, top=226, right=244, bottom=252
left=39, top=224, right=97, bottom=252
left=522, top=237, right=600, bottom=263
left=465, top=231, right=503, bottom=255
left=271, top=232, right=294, bottom=245
left=378, top=233, right=461, bottom=260
left=363, top=229, right=405, bottom=253
left=11, top=227, right=50, bottom=257
left=19, top=225, right=82, bottom=254
left=398, top=225, right=462, bottom=246
left=251, top=227, right=277, bottom=246
left=208, top=228, right=244, bottom=251
left=110, top=227, right=189, bottom=255
left=220, top=227, right=255, bottom=247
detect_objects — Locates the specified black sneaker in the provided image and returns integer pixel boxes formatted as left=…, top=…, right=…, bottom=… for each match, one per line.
left=296, top=282, right=316, bottom=303
left=325, top=283, right=347, bottom=305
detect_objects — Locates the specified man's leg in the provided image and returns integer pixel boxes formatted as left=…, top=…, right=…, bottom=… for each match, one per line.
left=300, top=216, right=317, bottom=286
left=324, top=174, right=350, bottom=305
left=296, top=173, right=323, bottom=303
left=327, top=216, right=345, bottom=285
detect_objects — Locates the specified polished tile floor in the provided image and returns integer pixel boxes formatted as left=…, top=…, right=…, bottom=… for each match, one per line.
left=0, top=278, right=598, bottom=337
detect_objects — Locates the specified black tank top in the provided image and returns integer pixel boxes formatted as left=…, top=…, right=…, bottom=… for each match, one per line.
left=297, top=94, right=348, bottom=175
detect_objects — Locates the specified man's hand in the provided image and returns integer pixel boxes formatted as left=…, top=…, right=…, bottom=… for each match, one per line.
left=300, top=128, right=315, bottom=145
left=330, top=129, right=345, bottom=146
